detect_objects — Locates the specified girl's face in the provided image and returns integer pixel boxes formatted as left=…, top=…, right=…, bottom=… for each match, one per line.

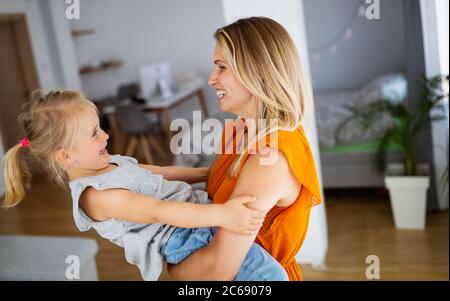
left=68, top=111, right=110, bottom=173
left=208, top=43, right=257, bottom=119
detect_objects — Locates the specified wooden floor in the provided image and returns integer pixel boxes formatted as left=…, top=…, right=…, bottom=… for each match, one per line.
left=1, top=176, right=448, bottom=281
left=301, top=189, right=448, bottom=280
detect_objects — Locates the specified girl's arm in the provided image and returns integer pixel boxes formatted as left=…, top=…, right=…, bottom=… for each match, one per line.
left=167, top=148, right=301, bottom=280
left=139, top=164, right=209, bottom=184
left=80, top=187, right=264, bottom=234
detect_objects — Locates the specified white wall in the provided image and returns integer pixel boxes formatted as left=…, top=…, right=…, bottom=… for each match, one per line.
left=303, top=0, right=406, bottom=91
left=420, top=0, right=449, bottom=210
left=69, top=0, right=225, bottom=119
left=39, top=0, right=82, bottom=90
left=222, top=0, right=328, bottom=268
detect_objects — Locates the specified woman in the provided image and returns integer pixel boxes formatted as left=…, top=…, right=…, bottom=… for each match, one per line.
left=167, top=16, right=322, bottom=281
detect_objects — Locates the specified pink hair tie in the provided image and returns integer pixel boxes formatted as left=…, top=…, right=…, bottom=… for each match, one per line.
left=19, top=138, right=30, bottom=148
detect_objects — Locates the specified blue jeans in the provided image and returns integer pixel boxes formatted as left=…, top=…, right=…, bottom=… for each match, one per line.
left=161, top=227, right=288, bottom=281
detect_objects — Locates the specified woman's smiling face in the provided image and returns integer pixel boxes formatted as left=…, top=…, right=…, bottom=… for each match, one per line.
left=208, top=43, right=256, bottom=119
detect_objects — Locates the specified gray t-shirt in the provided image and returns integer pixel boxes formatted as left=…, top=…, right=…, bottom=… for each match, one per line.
left=68, top=155, right=210, bottom=280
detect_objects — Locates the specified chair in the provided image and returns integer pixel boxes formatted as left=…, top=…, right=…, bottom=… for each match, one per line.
left=115, top=103, right=167, bottom=164
left=117, top=82, right=140, bottom=102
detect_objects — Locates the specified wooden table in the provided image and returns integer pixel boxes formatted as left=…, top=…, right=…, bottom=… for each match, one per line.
left=102, top=79, right=209, bottom=154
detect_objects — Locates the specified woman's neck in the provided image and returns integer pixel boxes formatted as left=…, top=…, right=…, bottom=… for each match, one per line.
left=235, top=98, right=258, bottom=121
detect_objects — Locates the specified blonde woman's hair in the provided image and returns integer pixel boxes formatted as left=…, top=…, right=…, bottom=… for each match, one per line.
left=214, top=17, right=312, bottom=176
left=2, top=89, right=97, bottom=208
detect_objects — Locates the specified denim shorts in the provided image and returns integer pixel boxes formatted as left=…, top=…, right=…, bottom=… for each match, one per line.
left=161, top=227, right=288, bottom=281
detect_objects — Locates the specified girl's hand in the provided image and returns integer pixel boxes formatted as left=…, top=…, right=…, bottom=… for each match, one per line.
left=219, top=196, right=266, bottom=235
left=197, top=167, right=209, bottom=182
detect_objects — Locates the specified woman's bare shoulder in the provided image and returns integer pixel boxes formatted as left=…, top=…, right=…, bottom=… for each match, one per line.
left=238, top=147, right=301, bottom=209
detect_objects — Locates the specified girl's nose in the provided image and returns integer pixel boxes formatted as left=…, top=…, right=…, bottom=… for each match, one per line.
left=102, top=132, right=109, bottom=141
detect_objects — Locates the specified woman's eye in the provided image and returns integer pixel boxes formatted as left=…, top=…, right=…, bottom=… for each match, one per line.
left=218, top=65, right=226, bottom=72
left=92, top=130, right=98, bottom=137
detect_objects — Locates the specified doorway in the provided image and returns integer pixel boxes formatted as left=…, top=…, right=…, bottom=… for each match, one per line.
left=0, top=14, right=39, bottom=151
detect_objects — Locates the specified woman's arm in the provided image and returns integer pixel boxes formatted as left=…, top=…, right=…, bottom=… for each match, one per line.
left=140, top=164, right=209, bottom=184
left=167, top=148, right=301, bottom=280
left=80, top=187, right=263, bottom=234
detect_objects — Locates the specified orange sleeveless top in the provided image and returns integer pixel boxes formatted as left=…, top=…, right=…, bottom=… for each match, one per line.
left=206, top=120, right=322, bottom=281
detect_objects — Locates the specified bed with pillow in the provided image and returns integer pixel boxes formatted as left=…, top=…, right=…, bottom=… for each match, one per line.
left=315, top=73, right=406, bottom=188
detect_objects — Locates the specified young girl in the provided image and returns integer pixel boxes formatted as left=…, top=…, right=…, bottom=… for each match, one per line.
left=2, top=90, right=289, bottom=281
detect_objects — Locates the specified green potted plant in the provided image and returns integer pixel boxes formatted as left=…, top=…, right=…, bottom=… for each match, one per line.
left=337, top=74, right=448, bottom=229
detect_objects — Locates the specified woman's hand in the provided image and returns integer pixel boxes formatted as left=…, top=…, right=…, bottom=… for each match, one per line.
left=218, top=195, right=265, bottom=235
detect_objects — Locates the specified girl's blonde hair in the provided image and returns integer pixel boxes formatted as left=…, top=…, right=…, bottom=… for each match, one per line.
left=2, top=89, right=97, bottom=208
left=214, top=17, right=311, bottom=176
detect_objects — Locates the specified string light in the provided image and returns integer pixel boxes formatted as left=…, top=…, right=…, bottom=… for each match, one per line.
left=344, top=28, right=353, bottom=39
left=330, top=45, right=338, bottom=54
left=358, top=4, right=366, bottom=17
left=309, top=0, right=366, bottom=61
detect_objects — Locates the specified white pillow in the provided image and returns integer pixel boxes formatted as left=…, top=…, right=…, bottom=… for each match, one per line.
left=357, top=72, right=408, bottom=107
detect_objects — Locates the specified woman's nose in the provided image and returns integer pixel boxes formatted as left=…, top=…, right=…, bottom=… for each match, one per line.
left=208, top=71, right=217, bottom=86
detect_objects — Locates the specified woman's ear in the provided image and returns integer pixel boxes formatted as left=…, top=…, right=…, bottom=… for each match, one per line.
left=54, top=149, right=73, bottom=167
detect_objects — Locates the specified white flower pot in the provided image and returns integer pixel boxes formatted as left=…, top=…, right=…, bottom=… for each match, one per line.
left=384, top=163, right=430, bottom=230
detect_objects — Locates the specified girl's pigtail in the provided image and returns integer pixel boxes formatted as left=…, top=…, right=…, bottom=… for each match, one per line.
left=2, top=144, right=31, bottom=208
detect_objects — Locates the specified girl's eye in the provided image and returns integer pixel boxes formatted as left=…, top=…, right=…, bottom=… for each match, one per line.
left=218, top=65, right=226, bottom=72
left=92, top=130, right=98, bottom=137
